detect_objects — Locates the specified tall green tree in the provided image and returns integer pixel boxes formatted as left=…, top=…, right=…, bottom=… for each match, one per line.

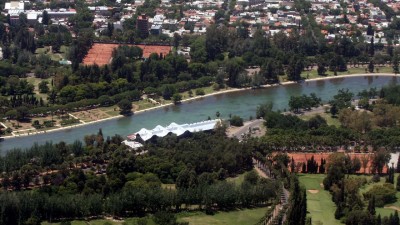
left=286, top=175, right=307, bottom=225
left=367, top=195, right=376, bottom=216
left=260, top=59, right=278, bottom=84
left=117, top=99, right=133, bottom=115
left=393, top=55, right=399, bottom=74
left=225, top=58, right=245, bottom=87
left=368, top=61, right=374, bottom=73
left=42, top=10, right=49, bottom=25
left=205, top=25, right=227, bottom=61
left=369, top=37, right=375, bottom=56
left=286, top=55, right=304, bottom=81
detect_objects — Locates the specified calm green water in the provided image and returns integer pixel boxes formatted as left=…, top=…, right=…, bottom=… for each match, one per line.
left=0, top=75, right=398, bottom=152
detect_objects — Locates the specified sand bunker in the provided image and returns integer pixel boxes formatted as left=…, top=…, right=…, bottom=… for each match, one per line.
left=308, top=189, right=319, bottom=194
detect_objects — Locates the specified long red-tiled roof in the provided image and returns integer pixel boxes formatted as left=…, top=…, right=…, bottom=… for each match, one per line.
left=287, top=152, right=387, bottom=174
left=83, top=43, right=172, bottom=66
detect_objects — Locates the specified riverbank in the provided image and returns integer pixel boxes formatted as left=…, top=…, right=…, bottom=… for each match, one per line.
left=2, top=73, right=398, bottom=140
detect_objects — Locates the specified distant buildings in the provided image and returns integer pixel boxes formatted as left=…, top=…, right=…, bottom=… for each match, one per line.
left=3, top=1, right=77, bottom=26
left=137, top=14, right=149, bottom=38
left=150, top=24, right=162, bottom=35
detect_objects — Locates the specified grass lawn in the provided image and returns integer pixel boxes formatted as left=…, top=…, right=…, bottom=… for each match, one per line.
left=299, top=112, right=341, bottom=127
left=226, top=169, right=254, bottom=186
left=177, top=207, right=268, bottom=225
left=42, top=219, right=123, bottom=225
left=35, top=45, right=69, bottom=61
left=41, top=207, right=268, bottom=225
left=180, top=85, right=233, bottom=101
left=98, top=105, right=121, bottom=117
left=299, top=66, right=393, bottom=81
left=22, top=77, right=53, bottom=101
left=134, top=99, right=159, bottom=111
left=298, top=174, right=341, bottom=225
left=42, top=217, right=156, bottom=225
left=358, top=174, right=400, bottom=218
left=300, top=173, right=400, bottom=223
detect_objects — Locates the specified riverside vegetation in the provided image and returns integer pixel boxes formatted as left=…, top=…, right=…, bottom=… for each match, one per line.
left=0, top=84, right=400, bottom=224
left=3, top=0, right=400, bottom=136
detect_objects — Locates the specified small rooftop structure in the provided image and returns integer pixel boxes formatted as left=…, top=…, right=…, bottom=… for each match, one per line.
left=126, top=119, right=221, bottom=142
left=5, top=1, right=24, bottom=10
left=122, top=140, right=144, bottom=149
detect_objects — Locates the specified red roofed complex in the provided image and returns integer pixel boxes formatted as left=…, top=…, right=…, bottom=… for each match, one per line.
left=286, top=152, right=388, bottom=174
left=83, top=43, right=172, bottom=66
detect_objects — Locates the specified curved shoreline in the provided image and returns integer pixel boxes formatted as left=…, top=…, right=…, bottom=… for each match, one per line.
left=2, top=73, right=398, bottom=140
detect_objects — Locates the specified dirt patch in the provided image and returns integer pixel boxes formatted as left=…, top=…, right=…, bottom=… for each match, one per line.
left=385, top=206, right=400, bottom=211
left=72, top=108, right=111, bottom=122
left=308, top=189, right=319, bottom=194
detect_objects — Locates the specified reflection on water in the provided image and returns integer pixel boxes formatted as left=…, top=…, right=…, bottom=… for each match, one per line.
left=390, top=76, right=399, bottom=85
left=329, top=77, right=345, bottom=85
left=171, top=105, right=181, bottom=113
left=0, top=76, right=397, bottom=152
left=367, top=76, right=373, bottom=85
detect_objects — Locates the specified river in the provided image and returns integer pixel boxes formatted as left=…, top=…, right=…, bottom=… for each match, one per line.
left=0, top=75, right=398, bottom=152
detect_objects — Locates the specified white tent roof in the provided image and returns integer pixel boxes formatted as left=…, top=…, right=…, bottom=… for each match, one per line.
left=128, top=119, right=221, bottom=141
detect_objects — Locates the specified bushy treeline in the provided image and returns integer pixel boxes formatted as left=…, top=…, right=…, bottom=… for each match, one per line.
left=285, top=175, right=307, bottom=225
left=258, top=112, right=400, bottom=151
left=258, top=111, right=358, bottom=149
left=288, top=93, right=321, bottom=113
left=0, top=175, right=277, bottom=224
left=317, top=150, right=397, bottom=225
left=110, top=131, right=254, bottom=183
left=0, top=134, right=116, bottom=173
left=0, top=129, right=278, bottom=224
left=108, top=178, right=277, bottom=217
left=380, top=84, right=400, bottom=106
left=254, top=86, right=400, bottom=151
left=0, top=130, right=254, bottom=182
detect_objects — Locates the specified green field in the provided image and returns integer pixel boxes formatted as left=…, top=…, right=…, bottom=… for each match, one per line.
left=300, top=174, right=400, bottom=224
left=23, top=77, right=53, bottom=101
left=358, top=174, right=400, bottom=218
left=299, top=112, right=341, bottom=127
left=299, top=174, right=341, bottom=225
left=177, top=207, right=268, bottom=225
left=299, top=66, right=393, bottom=80
left=226, top=169, right=254, bottom=186
left=35, top=45, right=69, bottom=61
left=42, top=219, right=124, bottom=225
left=42, top=217, right=156, bottom=225
left=41, top=207, right=267, bottom=225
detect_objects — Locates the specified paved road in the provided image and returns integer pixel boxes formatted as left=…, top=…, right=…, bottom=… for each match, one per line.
left=227, top=119, right=264, bottom=140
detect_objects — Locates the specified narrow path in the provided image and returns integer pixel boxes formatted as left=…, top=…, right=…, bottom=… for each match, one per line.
left=254, top=166, right=268, bottom=178
left=148, top=98, right=161, bottom=105
left=69, top=113, right=86, bottom=124
left=253, top=158, right=290, bottom=225
left=12, top=128, right=36, bottom=136
left=0, top=122, right=8, bottom=129
left=227, top=119, right=265, bottom=140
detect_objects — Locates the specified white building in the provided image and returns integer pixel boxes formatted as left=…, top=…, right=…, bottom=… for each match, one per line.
left=5, top=1, right=24, bottom=11
left=126, top=119, right=221, bottom=142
